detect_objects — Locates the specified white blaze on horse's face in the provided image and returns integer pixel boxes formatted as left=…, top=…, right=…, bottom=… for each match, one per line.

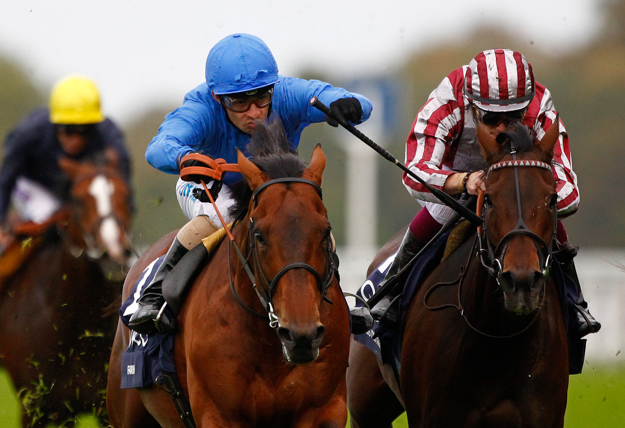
left=88, top=175, right=124, bottom=262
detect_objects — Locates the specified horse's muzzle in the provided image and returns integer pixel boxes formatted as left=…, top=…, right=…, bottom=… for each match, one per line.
left=499, top=269, right=545, bottom=315
left=277, top=324, right=325, bottom=365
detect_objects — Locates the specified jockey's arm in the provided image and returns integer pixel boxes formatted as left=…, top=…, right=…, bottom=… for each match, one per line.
left=443, top=171, right=486, bottom=196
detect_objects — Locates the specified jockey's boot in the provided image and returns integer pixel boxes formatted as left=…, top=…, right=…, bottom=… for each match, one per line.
left=560, top=255, right=601, bottom=338
left=349, top=305, right=374, bottom=335
left=369, top=229, right=425, bottom=326
left=128, top=238, right=188, bottom=334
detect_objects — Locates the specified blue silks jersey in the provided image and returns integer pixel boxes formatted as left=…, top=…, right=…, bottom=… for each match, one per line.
left=145, top=76, right=373, bottom=186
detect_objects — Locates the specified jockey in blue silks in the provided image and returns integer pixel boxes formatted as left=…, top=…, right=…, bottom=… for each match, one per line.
left=129, top=33, right=372, bottom=334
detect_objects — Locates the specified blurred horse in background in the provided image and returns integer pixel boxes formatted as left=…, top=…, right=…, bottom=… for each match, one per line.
left=0, top=153, right=133, bottom=427
left=348, top=121, right=569, bottom=427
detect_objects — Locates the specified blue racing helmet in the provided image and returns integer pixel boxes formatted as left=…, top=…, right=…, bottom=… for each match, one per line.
left=206, top=33, right=279, bottom=95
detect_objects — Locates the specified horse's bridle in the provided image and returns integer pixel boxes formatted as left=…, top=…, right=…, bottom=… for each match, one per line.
left=229, top=177, right=338, bottom=329
left=477, top=154, right=558, bottom=285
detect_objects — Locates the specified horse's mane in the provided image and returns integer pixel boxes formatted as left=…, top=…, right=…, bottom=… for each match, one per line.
left=229, top=117, right=304, bottom=220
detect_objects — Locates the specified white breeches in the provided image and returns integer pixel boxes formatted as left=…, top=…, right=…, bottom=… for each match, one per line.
left=11, top=177, right=62, bottom=223
left=175, top=178, right=236, bottom=226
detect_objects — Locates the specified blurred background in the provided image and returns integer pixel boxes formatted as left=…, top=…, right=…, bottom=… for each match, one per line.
left=0, top=0, right=624, bottom=426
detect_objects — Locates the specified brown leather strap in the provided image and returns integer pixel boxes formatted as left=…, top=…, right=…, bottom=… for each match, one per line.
left=179, top=153, right=240, bottom=182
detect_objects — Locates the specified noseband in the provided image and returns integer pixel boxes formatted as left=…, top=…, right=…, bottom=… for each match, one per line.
left=231, top=177, right=338, bottom=329
left=477, top=155, right=557, bottom=284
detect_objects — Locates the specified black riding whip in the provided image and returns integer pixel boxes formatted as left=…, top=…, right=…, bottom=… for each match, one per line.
left=310, top=97, right=482, bottom=226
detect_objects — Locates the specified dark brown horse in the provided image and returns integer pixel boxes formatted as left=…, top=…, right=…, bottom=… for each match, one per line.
left=348, top=120, right=569, bottom=427
left=0, top=154, right=133, bottom=427
left=107, top=127, right=351, bottom=427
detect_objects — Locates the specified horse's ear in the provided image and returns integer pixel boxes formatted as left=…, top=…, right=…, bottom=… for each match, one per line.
left=535, top=114, right=559, bottom=162
left=104, top=148, right=119, bottom=168
left=303, top=144, right=326, bottom=186
left=237, top=149, right=267, bottom=190
left=475, top=120, right=504, bottom=165
left=58, top=157, right=81, bottom=179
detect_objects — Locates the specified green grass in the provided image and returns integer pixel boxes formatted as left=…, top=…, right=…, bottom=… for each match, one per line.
left=0, top=370, right=100, bottom=428
left=388, top=363, right=625, bottom=427
left=1, top=365, right=624, bottom=427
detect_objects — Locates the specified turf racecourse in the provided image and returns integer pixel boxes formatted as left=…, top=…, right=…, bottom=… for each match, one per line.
left=1, top=365, right=624, bottom=427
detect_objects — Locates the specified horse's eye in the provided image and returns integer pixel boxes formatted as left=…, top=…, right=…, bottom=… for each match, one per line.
left=549, top=194, right=558, bottom=208
left=484, top=194, right=493, bottom=208
left=254, top=230, right=266, bottom=245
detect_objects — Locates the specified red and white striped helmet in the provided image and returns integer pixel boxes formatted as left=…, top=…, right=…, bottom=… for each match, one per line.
left=463, top=49, right=535, bottom=112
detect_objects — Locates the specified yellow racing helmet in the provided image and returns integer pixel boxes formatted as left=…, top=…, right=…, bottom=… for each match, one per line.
left=49, top=75, right=105, bottom=124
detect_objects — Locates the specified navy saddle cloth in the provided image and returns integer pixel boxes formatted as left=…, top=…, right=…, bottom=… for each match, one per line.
left=119, top=255, right=176, bottom=389
left=353, top=230, right=586, bottom=375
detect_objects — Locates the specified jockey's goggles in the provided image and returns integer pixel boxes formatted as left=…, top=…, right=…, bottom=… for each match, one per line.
left=472, top=105, right=526, bottom=127
left=219, top=87, right=273, bottom=113
left=220, top=87, right=274, bottom=113
left=55, top=124, right=95, bottom=135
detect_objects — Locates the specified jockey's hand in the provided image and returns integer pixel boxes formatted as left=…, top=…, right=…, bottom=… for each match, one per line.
left=444, top=171, right=486, bottom=196
left=179, top=151, right=216, bottom=184
left=464, top=171, right=486, bottom=195
left=179, top=151, right=210, bottom=169
left=325, top=97, right=363, bottom=127
left=192, top=182, right=222, bottom=203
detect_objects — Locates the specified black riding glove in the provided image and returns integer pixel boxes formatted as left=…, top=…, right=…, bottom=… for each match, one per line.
left=179, top=151, right=211, bottom=183
left=179, top=151, right=205, bottom=171
left=192, top=184, right=222, bottom=203
left=325, top=97, right=363, bottom=127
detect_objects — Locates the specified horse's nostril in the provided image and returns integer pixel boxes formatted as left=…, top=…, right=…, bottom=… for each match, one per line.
left=501, top=270, right=544, bottom=292
left=500, top=271, right=516, bottom=292
left=277, top=327, right=293, bottom=344
left=315, top=325, right=326, bottom=342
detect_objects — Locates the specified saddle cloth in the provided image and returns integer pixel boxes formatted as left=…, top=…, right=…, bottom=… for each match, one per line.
left=119, top=255, right=175, bottom=389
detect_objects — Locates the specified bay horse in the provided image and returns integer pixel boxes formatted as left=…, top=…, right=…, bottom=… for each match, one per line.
left=107, top=122, right=351, bottom=427
left=347, top=119, right=569, bottom=427
left=0, top=153, right=133, bottom=427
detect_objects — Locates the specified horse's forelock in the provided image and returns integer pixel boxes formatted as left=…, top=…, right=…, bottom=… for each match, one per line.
left=495, top=122, right=533, bottom=154
left=228, top=118, right=305, bottom=220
